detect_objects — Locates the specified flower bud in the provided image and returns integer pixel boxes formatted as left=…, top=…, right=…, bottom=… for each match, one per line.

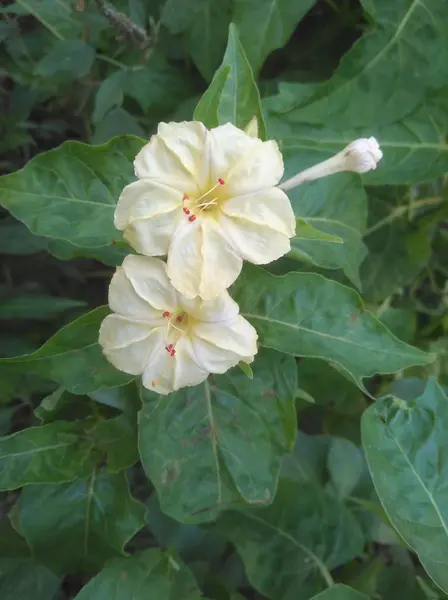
left=279, top=136, right=382, bottom=191
left=342, top=137, right=382, bottom=174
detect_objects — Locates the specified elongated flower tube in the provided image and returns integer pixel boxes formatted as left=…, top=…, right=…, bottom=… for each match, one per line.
left=115, top=121, right=296, bottom=300
left=279, top=137, right=382, bottom=191
left=99, top=255, right=258, bottom=395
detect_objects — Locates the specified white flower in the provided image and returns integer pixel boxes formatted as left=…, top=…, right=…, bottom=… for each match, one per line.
left=115, top=121, right=296, bottom=300
left=280, top=137, right=383, bottom=191
left=99, top=255, right=258, bottom=395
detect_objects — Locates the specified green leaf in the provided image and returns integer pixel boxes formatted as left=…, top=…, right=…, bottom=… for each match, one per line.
left=362, top=378, right=448, bottom=592
left=139, top=349, right=297, bottom=522
left=36, top=40, right=95, bottom=79
left=162, top=0, right=232, bottom=81
left=360, top=187, right=435, bottom=302
left=219, top=479, right=364, bottom=599
left=93, top=70, right=127, bottom=124
left=310, top=585, right=369, bottom=600
left=0, top=136, right=143, bottom=254
left=327, top=438, right=364, bottom=500
left=0, top=295, right=86, bottom=320
left=0, top=559, right=60, bottom=600
left=231, top=266, right=431, bottom=391
left=286, top=174, right=367, bottom=288
left=0, top=414, right=138, bottom=490
left=266, top=0, right=448, bottom=128
left=195, top=23, right=266, bottom=138
left=0, top=307, right=132, bottom=394
left=267, top=93, right=448, bottom=186
left=74, top=549, right=202, bottom=599
left=19, top=471, right=146, bottom=573
left=92, top=108, right=146, bottom=145
left=0, top=421, right=91, bottom=490
left=232, top=0, right=317, bottom=73
left=379, top=307, right=416, bottom=344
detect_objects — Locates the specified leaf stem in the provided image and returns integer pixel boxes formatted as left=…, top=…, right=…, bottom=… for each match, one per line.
left=364, top=196, right=443, bottom=237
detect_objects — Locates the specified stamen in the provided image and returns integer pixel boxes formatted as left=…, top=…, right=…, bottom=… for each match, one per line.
left=162, top=311, right=170, bottom=318
left=176, top=315, right=183, bottom=322
left=183, top=207, right=190, bottom=215
left=188, top=215, right=196, bottom=222
left=170, top=348, right=176, bottom=356
left=197, top=197, right=218, bottom=211
left=195, top=179, right=225, bottom=203
left=151, top=379, right=158, bottom=387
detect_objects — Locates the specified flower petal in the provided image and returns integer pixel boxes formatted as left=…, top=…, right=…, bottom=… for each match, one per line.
left=218, top=212, right=292, bottom=265
left=99, top=315, right=160, bottom=375
left=192, top=315, right=258, bottom=371
left=108, top=264, right=163, bottom=324
left=167, top=218, right=242, bottom=300
left=134, top=128, right=199, bottom=192
left=173, top=336, right=209, bottom=391
left=182, top=289, right=239, bottom=323
left=158, top=121, right=209, bottom=189
left=208, top=124, right=284, bottom=195
left=122, top=255, right=178, bottom=312
left=115, top=179, right=182, bottom=229
left=221, top=187, right=296, bottom=236
left=141, top=342, right=176, bottom=395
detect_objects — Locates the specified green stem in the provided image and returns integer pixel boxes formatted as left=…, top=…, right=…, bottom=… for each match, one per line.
left=364, top=196, right=443, bottom=237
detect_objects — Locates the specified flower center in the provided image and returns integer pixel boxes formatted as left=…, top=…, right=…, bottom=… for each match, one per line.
left=151, top=310, right=189, bottom=388
left=182, top=178, right=226, bottom=222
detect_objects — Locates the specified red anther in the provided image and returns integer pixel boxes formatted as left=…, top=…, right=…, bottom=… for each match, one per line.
left=183, top=193, right=189, bottom=200
left=165, top=344, right=173, bottom=352
left=218, top=177, right=225, bottom=185
left=183, top=207, right=190, bottom=215
left=162, top=311, right=170, bottom=318
left=188, top=215, right=196, bottom=222
left=151, top=380, right=157, bottom=387
left=170, top=348, right=176, bottom=357
left=176, top=315, right=183, bottom=322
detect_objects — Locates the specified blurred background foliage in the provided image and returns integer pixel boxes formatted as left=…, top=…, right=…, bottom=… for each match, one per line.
left=0, top=0, right=447, bottom=599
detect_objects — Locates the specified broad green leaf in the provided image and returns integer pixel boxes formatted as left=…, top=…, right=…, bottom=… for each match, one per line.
left=219, top=479, right=364, bottom=599
left=88, top=381, right=141, bottom=414
left=0, top=295, right=86, bottom=320
left=267, top=93, right=448, bottom=186
left=281, top=431, right=330, bottom=485
left=0, top=415, right=137, bottom=490
left=36, top=40, right=95, bottom=79
left=0, top=307, right=132, bottom=394
left=0, top=559, right=60, bottom=600
left=74, top=549, right=202, bottom=599
left=162, top=0, right=232, bottom=81
left=360, top=187, right=437, bottom=302
left=232, top=0, right=317, bottom=73
left=146, top=492, right=226, bottom=561
left=310, top=585, right=369, bottom=600
left=0, top=136, right=143, bottom=252
left=379, top=307, right=416, bottom=344
left=286, top=174, right=367, bottom=288
left=19, top=471, right=146, bottom=573
left=139, top=349, right=297, bottom=522
left=231, top=266, right=431, bottom=390
left=0, top=421, right=91, bottom=490
left=327, top=438, right=364, bottom=500
left=194, top=23, right=266, bottom=138
left=362, top=378, right=448, bottom=592
left=266, top=0, right=448, bottom=128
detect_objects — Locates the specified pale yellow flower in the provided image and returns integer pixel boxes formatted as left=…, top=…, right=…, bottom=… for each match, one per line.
left=115, top=121, right=295, bottom=299
left=99, top=255, right=258, bottom=395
